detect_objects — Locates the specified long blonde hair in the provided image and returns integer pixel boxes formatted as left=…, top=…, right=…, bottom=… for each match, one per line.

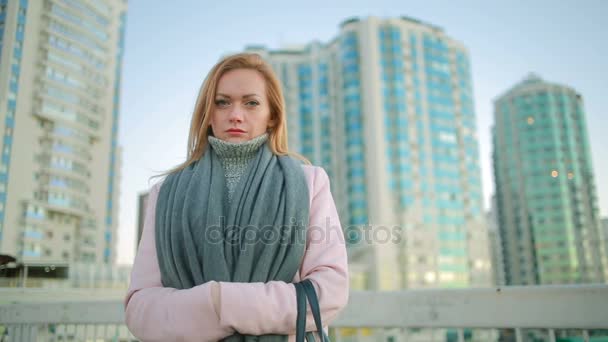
left=158, top=53, right=308, bottom=178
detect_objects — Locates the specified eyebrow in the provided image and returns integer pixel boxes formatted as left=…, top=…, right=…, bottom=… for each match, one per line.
left=216, top=93, right=260, bottom=99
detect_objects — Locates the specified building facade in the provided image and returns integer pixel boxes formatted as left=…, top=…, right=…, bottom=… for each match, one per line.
left=0, top=0, right=127, bottom=267
left=487, top=195, right=505, bottom=286
left=493, top=74, right=606, bottom=285
left=246, top=16, right=491, bottom=290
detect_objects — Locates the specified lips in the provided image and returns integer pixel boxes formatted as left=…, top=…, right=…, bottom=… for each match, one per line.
left=227, top=128, right=245, bottom=133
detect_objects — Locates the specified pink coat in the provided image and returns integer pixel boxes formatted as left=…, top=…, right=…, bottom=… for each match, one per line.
left=124, top=165, right=349, bottom=341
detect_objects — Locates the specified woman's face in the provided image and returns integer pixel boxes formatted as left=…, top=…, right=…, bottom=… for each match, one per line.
left=210, top=68, right=272, bottom=143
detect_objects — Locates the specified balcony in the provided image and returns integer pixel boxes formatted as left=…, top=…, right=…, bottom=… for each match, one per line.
left=0, top=285, right=606, bottom=341
left=33, top=106, right=101, bottom=141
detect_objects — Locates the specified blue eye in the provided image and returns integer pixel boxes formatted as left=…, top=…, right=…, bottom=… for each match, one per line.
left=246, top=100, right=260, bottom=106
left=215, top=99, right=229, bottom=107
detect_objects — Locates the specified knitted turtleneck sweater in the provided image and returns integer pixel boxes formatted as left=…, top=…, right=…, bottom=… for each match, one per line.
left=207, top=133, right=269, bottom=204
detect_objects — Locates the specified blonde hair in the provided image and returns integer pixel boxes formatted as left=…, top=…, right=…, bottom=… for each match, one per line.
left=157, top=53, right=308, bottom=179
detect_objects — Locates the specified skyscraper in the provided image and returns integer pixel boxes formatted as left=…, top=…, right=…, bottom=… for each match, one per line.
left=488, top=195, right=505, bottom=286
left=246, top=16, right=491, bottom=290
left=493, top=74, right=606, bottom=285
left=0, top=0, right=127, bottom=269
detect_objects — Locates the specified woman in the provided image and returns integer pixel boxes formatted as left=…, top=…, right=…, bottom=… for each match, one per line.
left=124, top=53, right=349, bottom=342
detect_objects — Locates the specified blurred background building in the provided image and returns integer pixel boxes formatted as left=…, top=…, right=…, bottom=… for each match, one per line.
left=245, top=16, right=492, bottom=292
left=487, top=194, right=506, bottom=286
left=0, top=0, right=127, bottom=282
left=492, top=74, right=607, bottom=285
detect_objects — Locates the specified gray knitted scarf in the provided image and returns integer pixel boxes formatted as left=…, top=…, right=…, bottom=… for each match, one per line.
left=207, top=133, right=268, bottom=204
left=155, top=138, right=311, bottom=341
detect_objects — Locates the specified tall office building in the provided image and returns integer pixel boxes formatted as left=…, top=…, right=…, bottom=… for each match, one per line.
left=493, top=74, right=606, bottom=285
left=0, top=0, right=127, bottom=270
left=246, top=16, right=491, bottom=290
left=487, top=195, right=505, bottom=286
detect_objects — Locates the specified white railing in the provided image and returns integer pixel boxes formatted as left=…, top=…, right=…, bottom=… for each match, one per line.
left=1, top=285, right=607, bottom=341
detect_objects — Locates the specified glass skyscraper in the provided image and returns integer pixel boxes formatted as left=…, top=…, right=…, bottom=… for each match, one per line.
left=493, top=74, right=606, bottom=285
left=247, top=16, right=491, bottom=290
left=0, top=0, right=126, bottom=268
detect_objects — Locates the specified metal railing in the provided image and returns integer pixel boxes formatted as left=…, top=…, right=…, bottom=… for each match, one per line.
left=1, top=284, right=607, bottom=341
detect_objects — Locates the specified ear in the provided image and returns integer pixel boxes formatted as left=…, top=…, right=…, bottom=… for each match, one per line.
left=267, top=116, right=277, bottom=129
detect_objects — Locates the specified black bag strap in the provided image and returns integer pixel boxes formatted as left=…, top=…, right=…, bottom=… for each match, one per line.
left=295, top=282, right=308, bottom=342
left=301, top=279, right=326, bottom=342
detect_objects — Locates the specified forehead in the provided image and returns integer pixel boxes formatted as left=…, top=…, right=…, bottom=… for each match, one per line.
left=216, top=69, right=266, bottom=95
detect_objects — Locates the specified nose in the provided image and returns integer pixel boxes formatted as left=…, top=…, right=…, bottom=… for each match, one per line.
left=228, top=106, right=244, bottom=123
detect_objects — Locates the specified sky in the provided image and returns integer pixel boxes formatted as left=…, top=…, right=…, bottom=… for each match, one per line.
left=116, top=0, right=608, bottom=264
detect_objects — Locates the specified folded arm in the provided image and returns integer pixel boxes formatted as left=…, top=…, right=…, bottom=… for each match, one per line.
left=124, top=182, right=234, bottom=342
left=124, top=167, right=349, bottom=340
left=218, top=166, right=349, bottom=335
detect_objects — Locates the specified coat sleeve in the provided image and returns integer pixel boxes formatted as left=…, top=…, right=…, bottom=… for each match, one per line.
left=217, top=166, right=350, bottom=335
left=124, top=181, right=235, bottom=342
